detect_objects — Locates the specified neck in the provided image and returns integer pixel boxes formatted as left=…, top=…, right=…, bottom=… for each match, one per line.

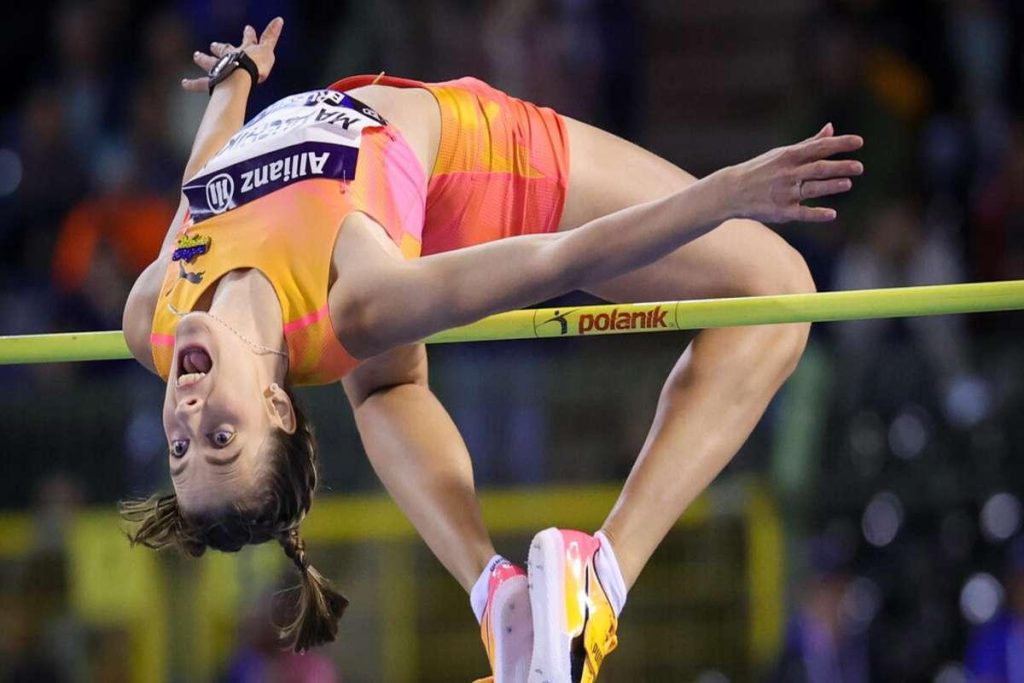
left=208, top=270, right=288, bottom=380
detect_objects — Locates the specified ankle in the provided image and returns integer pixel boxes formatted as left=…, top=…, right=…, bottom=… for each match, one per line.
left=455, top=544, right=500, bottom=593
left=594, top=530, right=628, bottom=616
left=469, top=554, right=506, bottom=622
left=596, top=526, right=640, bottom=589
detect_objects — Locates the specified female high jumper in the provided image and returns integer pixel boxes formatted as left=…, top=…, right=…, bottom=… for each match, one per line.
left=119, top=18, right=864, bottom=682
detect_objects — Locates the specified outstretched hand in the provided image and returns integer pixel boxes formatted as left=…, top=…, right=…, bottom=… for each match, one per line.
left=724, top=123, right=864, bottom=224
left=182, top=17, right=284, bottom=93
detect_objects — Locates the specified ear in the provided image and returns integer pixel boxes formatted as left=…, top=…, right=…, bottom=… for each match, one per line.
left=263, top=383, right=297, bottom=434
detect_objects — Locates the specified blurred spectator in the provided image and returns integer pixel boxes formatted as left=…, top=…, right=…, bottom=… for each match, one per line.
left=481, top=0, right=637, bottom=132
left=51, top=1, right=117, bottom=164
left=50, top=85, right=177, bottom=329
left=964, top=537, right=1024, bottom=683
left=946, top=0, right=1014, bottom=179
left=105, top=82, right=184, bottom=194
left=49, top=171, right=172, bottom=328
left=769, top=570, right=873, bottom=683
left=421, top=0, right=490, bottom=80
left=4, top=473, right=89, bottom=683
left=4, top=85, right=89, bottom=280
left=445, top=344, right=547, bottom=484
left=319, top=0, right=421, bottom=85
left=794, top=10, right=919, bottom=222
left=833, top=196, right=991, bottom=427
left=32, top=472, right=85, bottom=554
left=141, top=8, right=207, bottom=161
left=223, top=586, right=339, bottom=683
left=973, top=122, right=1024, bottom=285
left=482, top=0, right=599, bottom=118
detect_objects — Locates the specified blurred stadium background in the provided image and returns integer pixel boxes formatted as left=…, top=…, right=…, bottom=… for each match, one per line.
left=2, top=0, right=1024, bottom=681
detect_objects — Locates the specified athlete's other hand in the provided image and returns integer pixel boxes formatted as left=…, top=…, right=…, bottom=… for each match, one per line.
left=720, top=123, right=864, bottom=223
left=182, top=17, right=284, bottom=93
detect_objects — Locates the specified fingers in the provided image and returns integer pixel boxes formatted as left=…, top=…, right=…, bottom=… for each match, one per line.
left=801, top=158, right=864, bottom=180
left=797, top=134, right=864, bottom=162
left=803, top=122, right=834, bottom=143
left=242, top=24, right=258, bottom=47
left=210, top=41, right=235, bottom=58
left=181, top=76, right=210, bottom=93
left=192, top=50, right=218, bottom=72
left=786, top=174, right=854, bottom=223
left=798, top=178, right=853, bottom=200
left=795, top=205, right=838, bottom=223
left=261, top=16, right=284, bottom=47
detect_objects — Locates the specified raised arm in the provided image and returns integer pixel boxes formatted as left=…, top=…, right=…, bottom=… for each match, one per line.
left=159, top=17, right=284, bottom=254
left=122, top=18, right=284, bottom=369
left=180, top=20, right=281, bottom=174
left=335, top=124, right=864, bottom=357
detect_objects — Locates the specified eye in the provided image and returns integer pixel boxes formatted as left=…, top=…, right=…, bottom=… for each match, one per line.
left=211, top=430, right=235, bottom=447
left=170, top=440, right=189, bottom=458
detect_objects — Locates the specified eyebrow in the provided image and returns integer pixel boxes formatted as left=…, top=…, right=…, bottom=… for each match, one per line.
left=170, top=447, right=243, bottom=477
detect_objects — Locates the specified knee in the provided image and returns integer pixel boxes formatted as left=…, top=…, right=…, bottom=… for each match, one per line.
left=776, top=243, right=816, bottom=298
left=765, top=244, right=815, bottom=378
left=730, top=230, right=816, bottom=378
left=733, top=222, right=817, bottom=298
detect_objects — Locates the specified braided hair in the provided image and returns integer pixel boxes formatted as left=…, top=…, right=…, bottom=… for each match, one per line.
left=277, top=528, right=348, bottom=650
left=120, top=387, right=347, bottom=652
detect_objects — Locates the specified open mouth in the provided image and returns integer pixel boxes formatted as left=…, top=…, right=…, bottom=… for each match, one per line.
left=176, top=345, right=213, bottom=388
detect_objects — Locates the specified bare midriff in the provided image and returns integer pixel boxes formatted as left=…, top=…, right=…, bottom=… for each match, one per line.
left=345, top=84, right=442, bottom=181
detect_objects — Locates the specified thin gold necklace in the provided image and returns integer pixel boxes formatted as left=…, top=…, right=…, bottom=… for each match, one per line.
left=166, top=304, right=288, bottom=358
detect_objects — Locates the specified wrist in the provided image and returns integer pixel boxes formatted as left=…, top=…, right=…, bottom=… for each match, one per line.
left=701, top=166, right=745, bottom=223
left=224, top=67, right=254, bottom=89
left=209, top=68, right=253, bottom=100
left=208, top=50, right=259, bottom=96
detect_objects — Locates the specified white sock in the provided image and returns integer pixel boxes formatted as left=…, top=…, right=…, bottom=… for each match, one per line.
left=594, top=531, right=627, bottom=616
left=470, top=554, right=506, bottom=623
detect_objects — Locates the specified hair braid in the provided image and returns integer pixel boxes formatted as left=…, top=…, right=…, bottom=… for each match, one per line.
left=277, top=528, right=348, bottom=652
left=281, top=528, right=310, bottom=571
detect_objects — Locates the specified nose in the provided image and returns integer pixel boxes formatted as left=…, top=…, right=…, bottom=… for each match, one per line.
left=175, top=396, right=203, bottom=419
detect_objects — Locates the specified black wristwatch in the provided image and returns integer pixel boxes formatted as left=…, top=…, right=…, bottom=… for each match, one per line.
left=207, top=50, right=259, bottom=95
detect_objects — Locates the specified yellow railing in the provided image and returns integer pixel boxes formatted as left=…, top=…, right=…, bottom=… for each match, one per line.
left=0, top=479, right=782, bottom=681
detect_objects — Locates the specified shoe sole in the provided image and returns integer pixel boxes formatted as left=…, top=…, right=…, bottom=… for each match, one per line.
left=490, top=575, right=532, bottom=683
left=527, top=528, right=572, bottom=683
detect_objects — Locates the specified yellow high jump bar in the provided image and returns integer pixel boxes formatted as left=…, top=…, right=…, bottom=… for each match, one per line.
left=1, top=280, right=1022, bottom=365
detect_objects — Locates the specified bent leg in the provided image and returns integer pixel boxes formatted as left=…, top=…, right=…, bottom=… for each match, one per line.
left=343, top=343, right=496, bottom=592
left=561, top=116, right=816, bottom=587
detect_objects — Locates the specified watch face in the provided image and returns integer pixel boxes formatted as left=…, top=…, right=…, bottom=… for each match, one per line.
left=211, top=54, right=233, bottom=78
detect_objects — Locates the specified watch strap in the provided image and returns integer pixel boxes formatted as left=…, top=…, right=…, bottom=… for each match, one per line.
left=208, top=50, right=259, bottom=95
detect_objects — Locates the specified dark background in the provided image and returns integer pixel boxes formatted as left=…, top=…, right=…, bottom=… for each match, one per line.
left=1, top=1, right=1023, bottom=681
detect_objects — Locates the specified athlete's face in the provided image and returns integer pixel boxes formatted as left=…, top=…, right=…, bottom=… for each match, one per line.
left=162, top=313, right=295, bottom=511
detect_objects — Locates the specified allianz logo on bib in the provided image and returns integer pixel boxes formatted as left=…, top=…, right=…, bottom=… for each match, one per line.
left=205, top=174, right=234, bottom=214
left=203, top=151, right=332, bottom=214
left=186, top=142, right=358, bottom=223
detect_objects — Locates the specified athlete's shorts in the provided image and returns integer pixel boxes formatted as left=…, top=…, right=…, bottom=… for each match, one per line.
left=328, top=75, right=570, bottom=255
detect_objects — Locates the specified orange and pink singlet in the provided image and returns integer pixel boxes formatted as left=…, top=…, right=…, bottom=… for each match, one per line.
left=151, top=77, right=570, bottom=385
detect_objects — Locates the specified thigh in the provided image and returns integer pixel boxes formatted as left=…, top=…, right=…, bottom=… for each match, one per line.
left=559, top=116, right=810, bottom=302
